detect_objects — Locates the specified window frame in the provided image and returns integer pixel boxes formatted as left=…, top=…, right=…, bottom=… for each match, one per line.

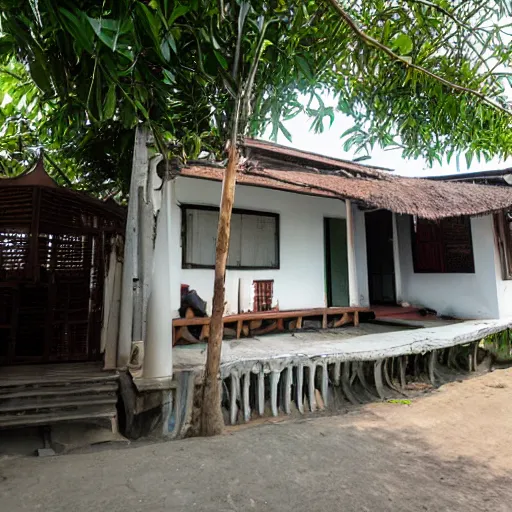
left=411, top=216, right=475, bottom=274
left=181, top=204, right=280, bottom=270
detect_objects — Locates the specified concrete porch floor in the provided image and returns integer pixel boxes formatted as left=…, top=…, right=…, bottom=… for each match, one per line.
left=173, top=318, right=512, bottom=378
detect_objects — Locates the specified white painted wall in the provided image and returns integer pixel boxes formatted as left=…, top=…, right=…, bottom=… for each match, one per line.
left=396, top=214, right=501, bottom=319
left=170, top=177, right=369, bottom=316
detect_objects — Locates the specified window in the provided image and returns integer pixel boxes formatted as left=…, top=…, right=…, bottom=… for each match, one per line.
left=412, top=216, right=475, bottom=273
left=494, top=210, right=512, bottom=280
left=182, top=205, right=279, bottom=269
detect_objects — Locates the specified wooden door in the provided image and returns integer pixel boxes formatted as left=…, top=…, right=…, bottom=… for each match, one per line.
left=324, top=218, right=349, bottom=307
left=365, top=210, right=396, bottom=304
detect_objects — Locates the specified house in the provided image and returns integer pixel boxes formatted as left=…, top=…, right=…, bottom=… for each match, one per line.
left=116, top=132, right=512, bottom=437
left=2, top=138, right=512, bottom=439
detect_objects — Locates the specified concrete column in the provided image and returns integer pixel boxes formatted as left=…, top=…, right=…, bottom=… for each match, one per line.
left=117, top=126, right=149, bottom=368
left=101, top=236, right=123, bottom=370
left=392, top=212, right=403, bottom=304
left=346, top=199, right=360, bottom=306
left=143, top=178, right=174, bottom=379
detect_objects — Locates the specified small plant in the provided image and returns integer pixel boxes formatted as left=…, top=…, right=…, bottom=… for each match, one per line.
left=387, top=399, right=411, bottom=405
left=481, top=329, right=512, bottom=362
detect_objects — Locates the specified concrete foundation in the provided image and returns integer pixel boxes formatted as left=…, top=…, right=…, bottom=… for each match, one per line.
left=123, top=319, right=512, bottom=438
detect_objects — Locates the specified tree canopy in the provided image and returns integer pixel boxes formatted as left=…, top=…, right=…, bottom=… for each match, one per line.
left=0, top=0, right=511, bottom=196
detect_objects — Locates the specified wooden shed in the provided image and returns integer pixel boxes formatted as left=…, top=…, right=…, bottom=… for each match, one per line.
left=0, top=161, right=125, bottom=366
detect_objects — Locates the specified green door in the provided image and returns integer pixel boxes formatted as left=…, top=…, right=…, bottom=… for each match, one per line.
left=325, top=218, right=349, bottom=307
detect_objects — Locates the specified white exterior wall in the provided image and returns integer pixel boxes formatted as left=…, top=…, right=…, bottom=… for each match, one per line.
left=396, top=214, right=501, bottom=319
left=170, top=177, right=369, bottom=316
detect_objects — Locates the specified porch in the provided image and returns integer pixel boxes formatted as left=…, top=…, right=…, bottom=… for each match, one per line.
left=152, top=317, right=511, bottom=437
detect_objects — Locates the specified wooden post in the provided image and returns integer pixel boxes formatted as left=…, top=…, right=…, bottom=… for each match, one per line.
left=200, top=145, right=239, bottom=436
left=118, top=126, right=149, bottom=368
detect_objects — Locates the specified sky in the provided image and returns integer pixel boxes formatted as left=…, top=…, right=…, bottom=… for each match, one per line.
left=262, top=96, right=512, bottom=178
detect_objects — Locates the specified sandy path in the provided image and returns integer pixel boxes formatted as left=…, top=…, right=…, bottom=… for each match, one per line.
left=1, top=368, right=511, bottom=512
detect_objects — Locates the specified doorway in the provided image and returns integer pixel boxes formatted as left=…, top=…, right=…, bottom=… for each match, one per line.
left=365, top=210, right=396, bottom=304
left=324, top=218, right=349, bottom=307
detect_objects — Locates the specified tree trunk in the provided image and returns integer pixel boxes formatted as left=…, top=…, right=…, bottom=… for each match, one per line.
left=200, top=145, right=239, bottom=436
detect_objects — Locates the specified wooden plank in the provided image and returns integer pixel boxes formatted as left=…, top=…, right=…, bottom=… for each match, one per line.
left=296, top=316, right=302, bottom=329
left=333, top=312, right=352, bottom=328
left=354, top=310, right=360, bottom=327
left=0, top=406, right=117, bottom=428
left=0, top=363, right=118, bottom=387
left=0, top=396, right=117, bottom=413
left=322, top=312, right=328, bottom=329
left=252, top=321, right=278, bottom=336
left=249, top=319, right=262, bottom=330
left=236, top=320, right=243, bottom=339
left=0, top=383, right=118, bottom=399
left=172, top=306, right=370, bottom=327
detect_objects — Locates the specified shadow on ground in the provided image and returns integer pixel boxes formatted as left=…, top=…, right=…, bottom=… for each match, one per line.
left=1, top=405, right=511, bottom=512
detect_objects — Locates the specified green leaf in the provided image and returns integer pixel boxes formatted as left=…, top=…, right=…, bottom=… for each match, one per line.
left=103, top=84, right=116, bottom=119
left=169, top=5, right=190, bottom=26
left=279, top=122, right=292, bottom=142
left=135, top=2, right=161, bottom=47
left=465, top=150, right=473, bottom=168
left=134, top=99, right=149, bottom=119
left=166, top=32, right=177, bottom=54
left=382, top=19, right=391, bottom=44
left=27, top=58, right=52, bottom=94
left=87, top=17, right=116, bottom=50
left=59, top=9, right=94, bottom=53
left=296, top=56, right=313, bottom=80
left=340, top=125, right=361, bottom=138
left=392, top=34, right=413, bottom=55
left=213, top=49, right=228, bottom=70
left=160, top=39, right=170, bottom=61
left=162, top=68, right=175, bottom=84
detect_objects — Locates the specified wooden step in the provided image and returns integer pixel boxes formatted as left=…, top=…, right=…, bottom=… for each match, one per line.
left=0, top=405, right=117, bottom=428
left=0, top=395, right=118, bottom=413
left=0, top=382, right=118, bottom=399
left=0, top=363, right=118, bottom=388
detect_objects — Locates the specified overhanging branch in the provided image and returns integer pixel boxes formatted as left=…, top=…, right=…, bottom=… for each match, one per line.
left=324, top=0, right=512, bottom=118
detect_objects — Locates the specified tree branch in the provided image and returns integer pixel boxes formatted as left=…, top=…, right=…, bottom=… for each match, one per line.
left=43, top=152, right=74, bottom=187
left=324, top=0, right=512, bottom=117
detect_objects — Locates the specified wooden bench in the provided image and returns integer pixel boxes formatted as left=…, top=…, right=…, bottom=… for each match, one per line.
left=172, top=306, right=371, bottom=345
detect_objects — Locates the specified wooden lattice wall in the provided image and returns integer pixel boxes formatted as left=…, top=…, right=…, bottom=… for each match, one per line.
left=0, top=185, right=124, bottom=365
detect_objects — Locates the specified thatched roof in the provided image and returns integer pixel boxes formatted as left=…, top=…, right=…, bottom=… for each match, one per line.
left=181, top=163, right=512, bottom=220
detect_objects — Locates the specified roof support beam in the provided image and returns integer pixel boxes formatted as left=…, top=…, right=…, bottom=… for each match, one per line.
left=346, top=200, right=360, bottom=307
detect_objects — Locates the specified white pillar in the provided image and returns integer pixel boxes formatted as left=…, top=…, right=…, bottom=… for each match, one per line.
left=117, top=126, right=149, bottom=368
left=101, top=236, right=123, bottom=370
left=346, top=199, right=360, bottom=307
left=392, top=212, right=403, bottom=304
left=143, top=178, right=174, bottom=379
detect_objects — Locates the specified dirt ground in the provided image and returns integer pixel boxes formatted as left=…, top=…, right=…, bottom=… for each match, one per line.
left=1, top=368, right=512, bottom=512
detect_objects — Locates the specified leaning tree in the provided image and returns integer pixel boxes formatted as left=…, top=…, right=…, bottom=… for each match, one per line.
left=1, top=0, right=512, bottom=435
